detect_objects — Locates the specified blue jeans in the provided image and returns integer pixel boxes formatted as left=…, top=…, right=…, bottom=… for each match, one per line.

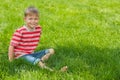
left=20, top=49, right=49, bottom=65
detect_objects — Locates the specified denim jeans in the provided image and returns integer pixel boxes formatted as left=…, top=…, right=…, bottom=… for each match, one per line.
left=20, top=49, right=49, bottom=65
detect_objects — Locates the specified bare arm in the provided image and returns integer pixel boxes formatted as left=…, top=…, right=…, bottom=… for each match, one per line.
left=8, top=45, right=14, bottom=62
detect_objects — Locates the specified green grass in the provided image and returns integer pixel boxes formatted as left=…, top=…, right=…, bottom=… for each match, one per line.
left=0, top=0, right=120, bottom=80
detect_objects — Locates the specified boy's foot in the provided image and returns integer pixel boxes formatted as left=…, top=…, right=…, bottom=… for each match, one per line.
left=39, top=60, right=45, bottom=68
left=38, top=61, right=54, bottom=71
left=44, top=66, right=54, bottom=72
left=60, top=66, right=68, bottom=72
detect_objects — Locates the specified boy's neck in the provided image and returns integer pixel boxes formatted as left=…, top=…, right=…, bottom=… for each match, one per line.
left=25, top=25, right=35, bottom=31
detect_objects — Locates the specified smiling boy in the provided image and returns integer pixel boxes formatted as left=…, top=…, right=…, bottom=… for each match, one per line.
left=8, top=6, right=55, bottom=71
left=8, top=6, right=68, bottom=72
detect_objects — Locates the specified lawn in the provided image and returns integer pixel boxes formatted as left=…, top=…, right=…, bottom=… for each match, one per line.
left=0, top=0, right=120, bottom=80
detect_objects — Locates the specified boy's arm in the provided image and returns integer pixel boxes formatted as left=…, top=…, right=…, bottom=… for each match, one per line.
left=8, top=45, right=15, bottom=62
left=8, top=29, right=22, bottom=62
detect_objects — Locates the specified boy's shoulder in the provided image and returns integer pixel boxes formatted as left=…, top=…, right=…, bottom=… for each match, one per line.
left=15, top=26, right=26, bottom=33
left=36, top=25, right=42, bottom=29
left=35, top=25, right=42, bottom=32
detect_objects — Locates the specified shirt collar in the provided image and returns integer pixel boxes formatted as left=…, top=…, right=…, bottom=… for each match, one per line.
left=24, top=25, right=35, bottom=31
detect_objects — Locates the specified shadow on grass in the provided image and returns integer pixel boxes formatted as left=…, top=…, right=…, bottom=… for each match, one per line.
left=47, top=44, right=120, bottom=80
left=0, top=44, right=120, bottom=80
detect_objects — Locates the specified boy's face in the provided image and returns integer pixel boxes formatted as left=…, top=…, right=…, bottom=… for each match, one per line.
left=24, top=14, right=39, bottom=29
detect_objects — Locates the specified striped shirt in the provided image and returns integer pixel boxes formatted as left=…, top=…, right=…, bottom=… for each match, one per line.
left=10, top=25, right=42, bottom=58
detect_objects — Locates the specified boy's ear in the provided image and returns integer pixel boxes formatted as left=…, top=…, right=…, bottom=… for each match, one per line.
left=24, top=17, right=26, bottom=20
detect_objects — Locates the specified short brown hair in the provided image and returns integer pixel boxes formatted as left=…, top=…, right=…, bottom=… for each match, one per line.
left=24, top=6, right=39, bottom=17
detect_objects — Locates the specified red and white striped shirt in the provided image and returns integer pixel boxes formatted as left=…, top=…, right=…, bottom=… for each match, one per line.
left=10, top=25, right=42, bottom=58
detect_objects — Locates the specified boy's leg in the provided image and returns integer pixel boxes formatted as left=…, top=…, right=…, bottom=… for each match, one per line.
left=36, top=48, right=54, bottom=71
left=40, top=48, right=55, bottom=62
left=38, top=48, right=54, bottom=71
left=20, top=54, right=39, bottom=65
left=31, top=48, right=55, bottom=71
left=31, top=48, right=55, bottom=61
left=38, top=61, right=53, bottom=71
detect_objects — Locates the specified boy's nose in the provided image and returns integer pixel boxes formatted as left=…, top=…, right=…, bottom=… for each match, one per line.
left=31, top=20, right=35, bottom=22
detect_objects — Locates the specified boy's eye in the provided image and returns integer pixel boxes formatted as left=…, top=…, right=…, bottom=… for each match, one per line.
left=35, top=18, right=38, bottom=20
left=29, top=18, right=33, bottom=20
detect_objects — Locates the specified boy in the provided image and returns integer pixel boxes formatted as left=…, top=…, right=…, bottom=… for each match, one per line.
left=8, top=6, right=55, bottom=71
left=8, top=6, right=67, bottom=72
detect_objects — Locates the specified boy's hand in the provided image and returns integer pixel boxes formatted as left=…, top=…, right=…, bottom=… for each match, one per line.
left=8, top=54, right=14, bottom=62
left=8, top=52, right=14, bottom=62
left=8, top=45, right=15, bottom=62
left=9, top=57, right=14, bottom=62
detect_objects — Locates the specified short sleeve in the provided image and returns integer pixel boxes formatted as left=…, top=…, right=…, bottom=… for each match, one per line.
left=40, top=27, right=42, bottom=35
left=10, top=30, right=22, bottom=47
left=38, top=25, right=42, bottom=35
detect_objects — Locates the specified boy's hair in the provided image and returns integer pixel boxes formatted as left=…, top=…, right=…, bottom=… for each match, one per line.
left=24, top=6, right=39, bottom=17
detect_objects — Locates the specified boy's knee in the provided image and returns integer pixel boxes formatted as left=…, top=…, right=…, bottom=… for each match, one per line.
left=48, top=48, right=55, bottom=55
